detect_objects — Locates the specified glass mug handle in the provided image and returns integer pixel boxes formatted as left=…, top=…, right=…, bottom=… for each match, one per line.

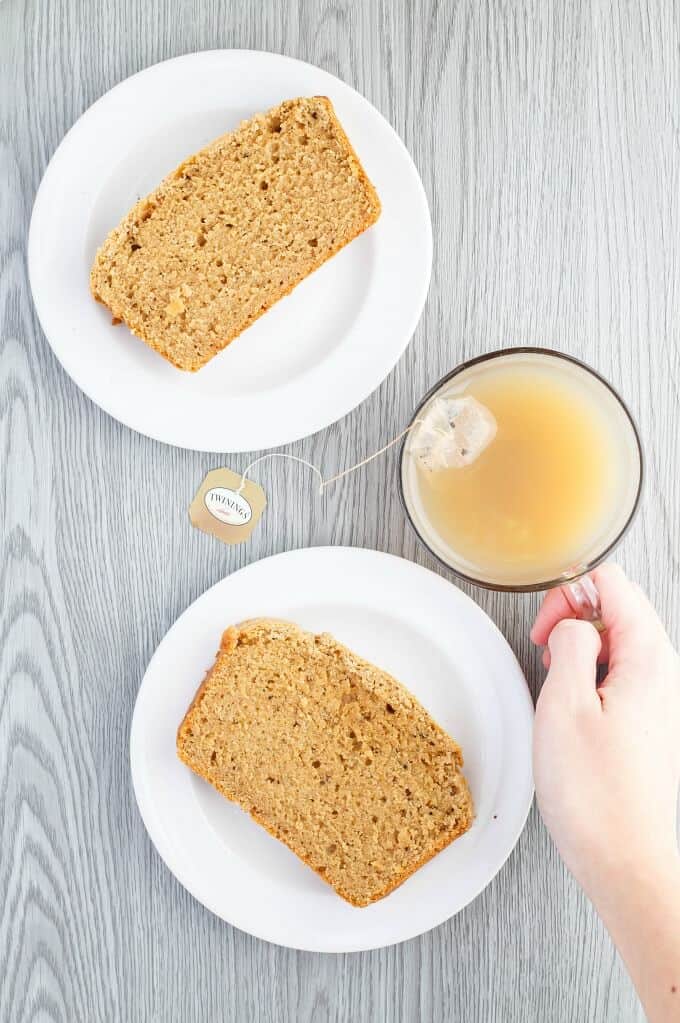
left=561, top=575, right=606, bottom=632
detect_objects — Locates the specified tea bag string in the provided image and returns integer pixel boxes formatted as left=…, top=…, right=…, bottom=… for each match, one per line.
left=237, top=421, right=434, bottom=496
left=237, top=453, right=325, bottom=496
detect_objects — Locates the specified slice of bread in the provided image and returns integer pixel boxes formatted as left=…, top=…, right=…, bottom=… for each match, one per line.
left=176, top=619, right=473, bottom=907
left=90, top=97, right=381, bottom=371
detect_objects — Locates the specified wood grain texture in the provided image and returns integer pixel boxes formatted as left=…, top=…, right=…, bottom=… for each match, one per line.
left=1, top=0, right=678, bottom=1020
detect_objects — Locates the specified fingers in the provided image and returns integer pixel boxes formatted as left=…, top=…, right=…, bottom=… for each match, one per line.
left=594, top=565, right=669, bottom=680
left=590, top=563, right=641, bottom=632
left=540, top=618, right=603, bottom=710
left=531, top=564, right=633, bottom=645
left=542, top=631, right=610, bottom=669
left=531, top=576, right=611, bottom=664
left=530, top=587, right=573, bottom=646
left=532, top=563, right=672, bottom=685
left=531, top=564, right=636, bottom=648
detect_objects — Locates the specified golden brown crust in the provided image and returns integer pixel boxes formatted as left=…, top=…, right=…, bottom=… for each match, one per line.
left=199, top=775, right=471, bottom=908
left=177, top=617, right=473, bottom=907
left=90, top=97, right=381, bottom=372
left=92, top=208, right=379, bottom=371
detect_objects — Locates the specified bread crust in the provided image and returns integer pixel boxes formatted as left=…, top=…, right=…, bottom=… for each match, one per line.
left=177, top=618, right=474, bottom=907
left=90, top=97, right=381, bottom=372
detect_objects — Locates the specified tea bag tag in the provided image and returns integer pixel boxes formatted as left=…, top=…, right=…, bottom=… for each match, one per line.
left=409, top=395, right=497, bottom=471
left=190, top=468, right=266, bottom=545
left=188, top=408, right=478, bottom=547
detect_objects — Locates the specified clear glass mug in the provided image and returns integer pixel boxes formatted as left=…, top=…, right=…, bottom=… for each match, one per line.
left=399, top=348, right=644, bottom=625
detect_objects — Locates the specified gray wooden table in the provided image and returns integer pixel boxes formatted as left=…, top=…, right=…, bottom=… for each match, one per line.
left=2, top=1, right=679, bottom=1020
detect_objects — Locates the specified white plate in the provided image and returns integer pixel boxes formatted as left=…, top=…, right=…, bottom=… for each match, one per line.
left=28, top=50, right=432, bottom=452
left=130, top=547, right=534, bottom=952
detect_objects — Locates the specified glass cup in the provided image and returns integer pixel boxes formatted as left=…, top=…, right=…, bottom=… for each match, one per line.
left=399, top=348, right=644, bottom=621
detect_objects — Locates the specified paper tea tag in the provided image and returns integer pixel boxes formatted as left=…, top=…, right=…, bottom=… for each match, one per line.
left=189, top=468, right=266, bottom=545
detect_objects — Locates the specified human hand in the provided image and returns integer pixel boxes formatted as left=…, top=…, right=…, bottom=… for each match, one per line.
left=531, top=563, right=680, bottom=904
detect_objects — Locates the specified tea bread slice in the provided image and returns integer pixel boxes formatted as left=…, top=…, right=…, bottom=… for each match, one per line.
left=176, top=618, right=473, bottom=907
left=90, top=97, right=381, bottom=371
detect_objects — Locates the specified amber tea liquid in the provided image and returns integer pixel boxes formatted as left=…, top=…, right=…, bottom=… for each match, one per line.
left=402, top=352, right=641, bottom=588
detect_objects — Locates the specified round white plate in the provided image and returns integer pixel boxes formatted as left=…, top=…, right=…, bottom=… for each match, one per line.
left=130, top=547, right=534, bottom=952
left=28, top=50, right=432, bottom=452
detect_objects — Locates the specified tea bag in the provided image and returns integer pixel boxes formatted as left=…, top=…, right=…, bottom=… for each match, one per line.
left=409, top=395, right=497, bottom=471
left=191, top=397, right=498, bottom=545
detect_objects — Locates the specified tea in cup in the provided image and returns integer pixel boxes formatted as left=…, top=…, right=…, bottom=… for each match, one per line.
left=400, top=348, right=643, bottom=592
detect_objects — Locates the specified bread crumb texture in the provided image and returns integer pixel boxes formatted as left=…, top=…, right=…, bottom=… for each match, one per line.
left=90, top=97, right=381, bottom=370
left=176, top=619, right=474, bottom=907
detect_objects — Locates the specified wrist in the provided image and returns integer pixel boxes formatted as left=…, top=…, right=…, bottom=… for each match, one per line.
left=590, top=849, right=680, bottom=936
left=588, top=851, right=680, bottom=1023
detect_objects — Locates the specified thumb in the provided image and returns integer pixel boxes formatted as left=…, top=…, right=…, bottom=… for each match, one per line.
left=542, top=619, right=602, bottom=711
